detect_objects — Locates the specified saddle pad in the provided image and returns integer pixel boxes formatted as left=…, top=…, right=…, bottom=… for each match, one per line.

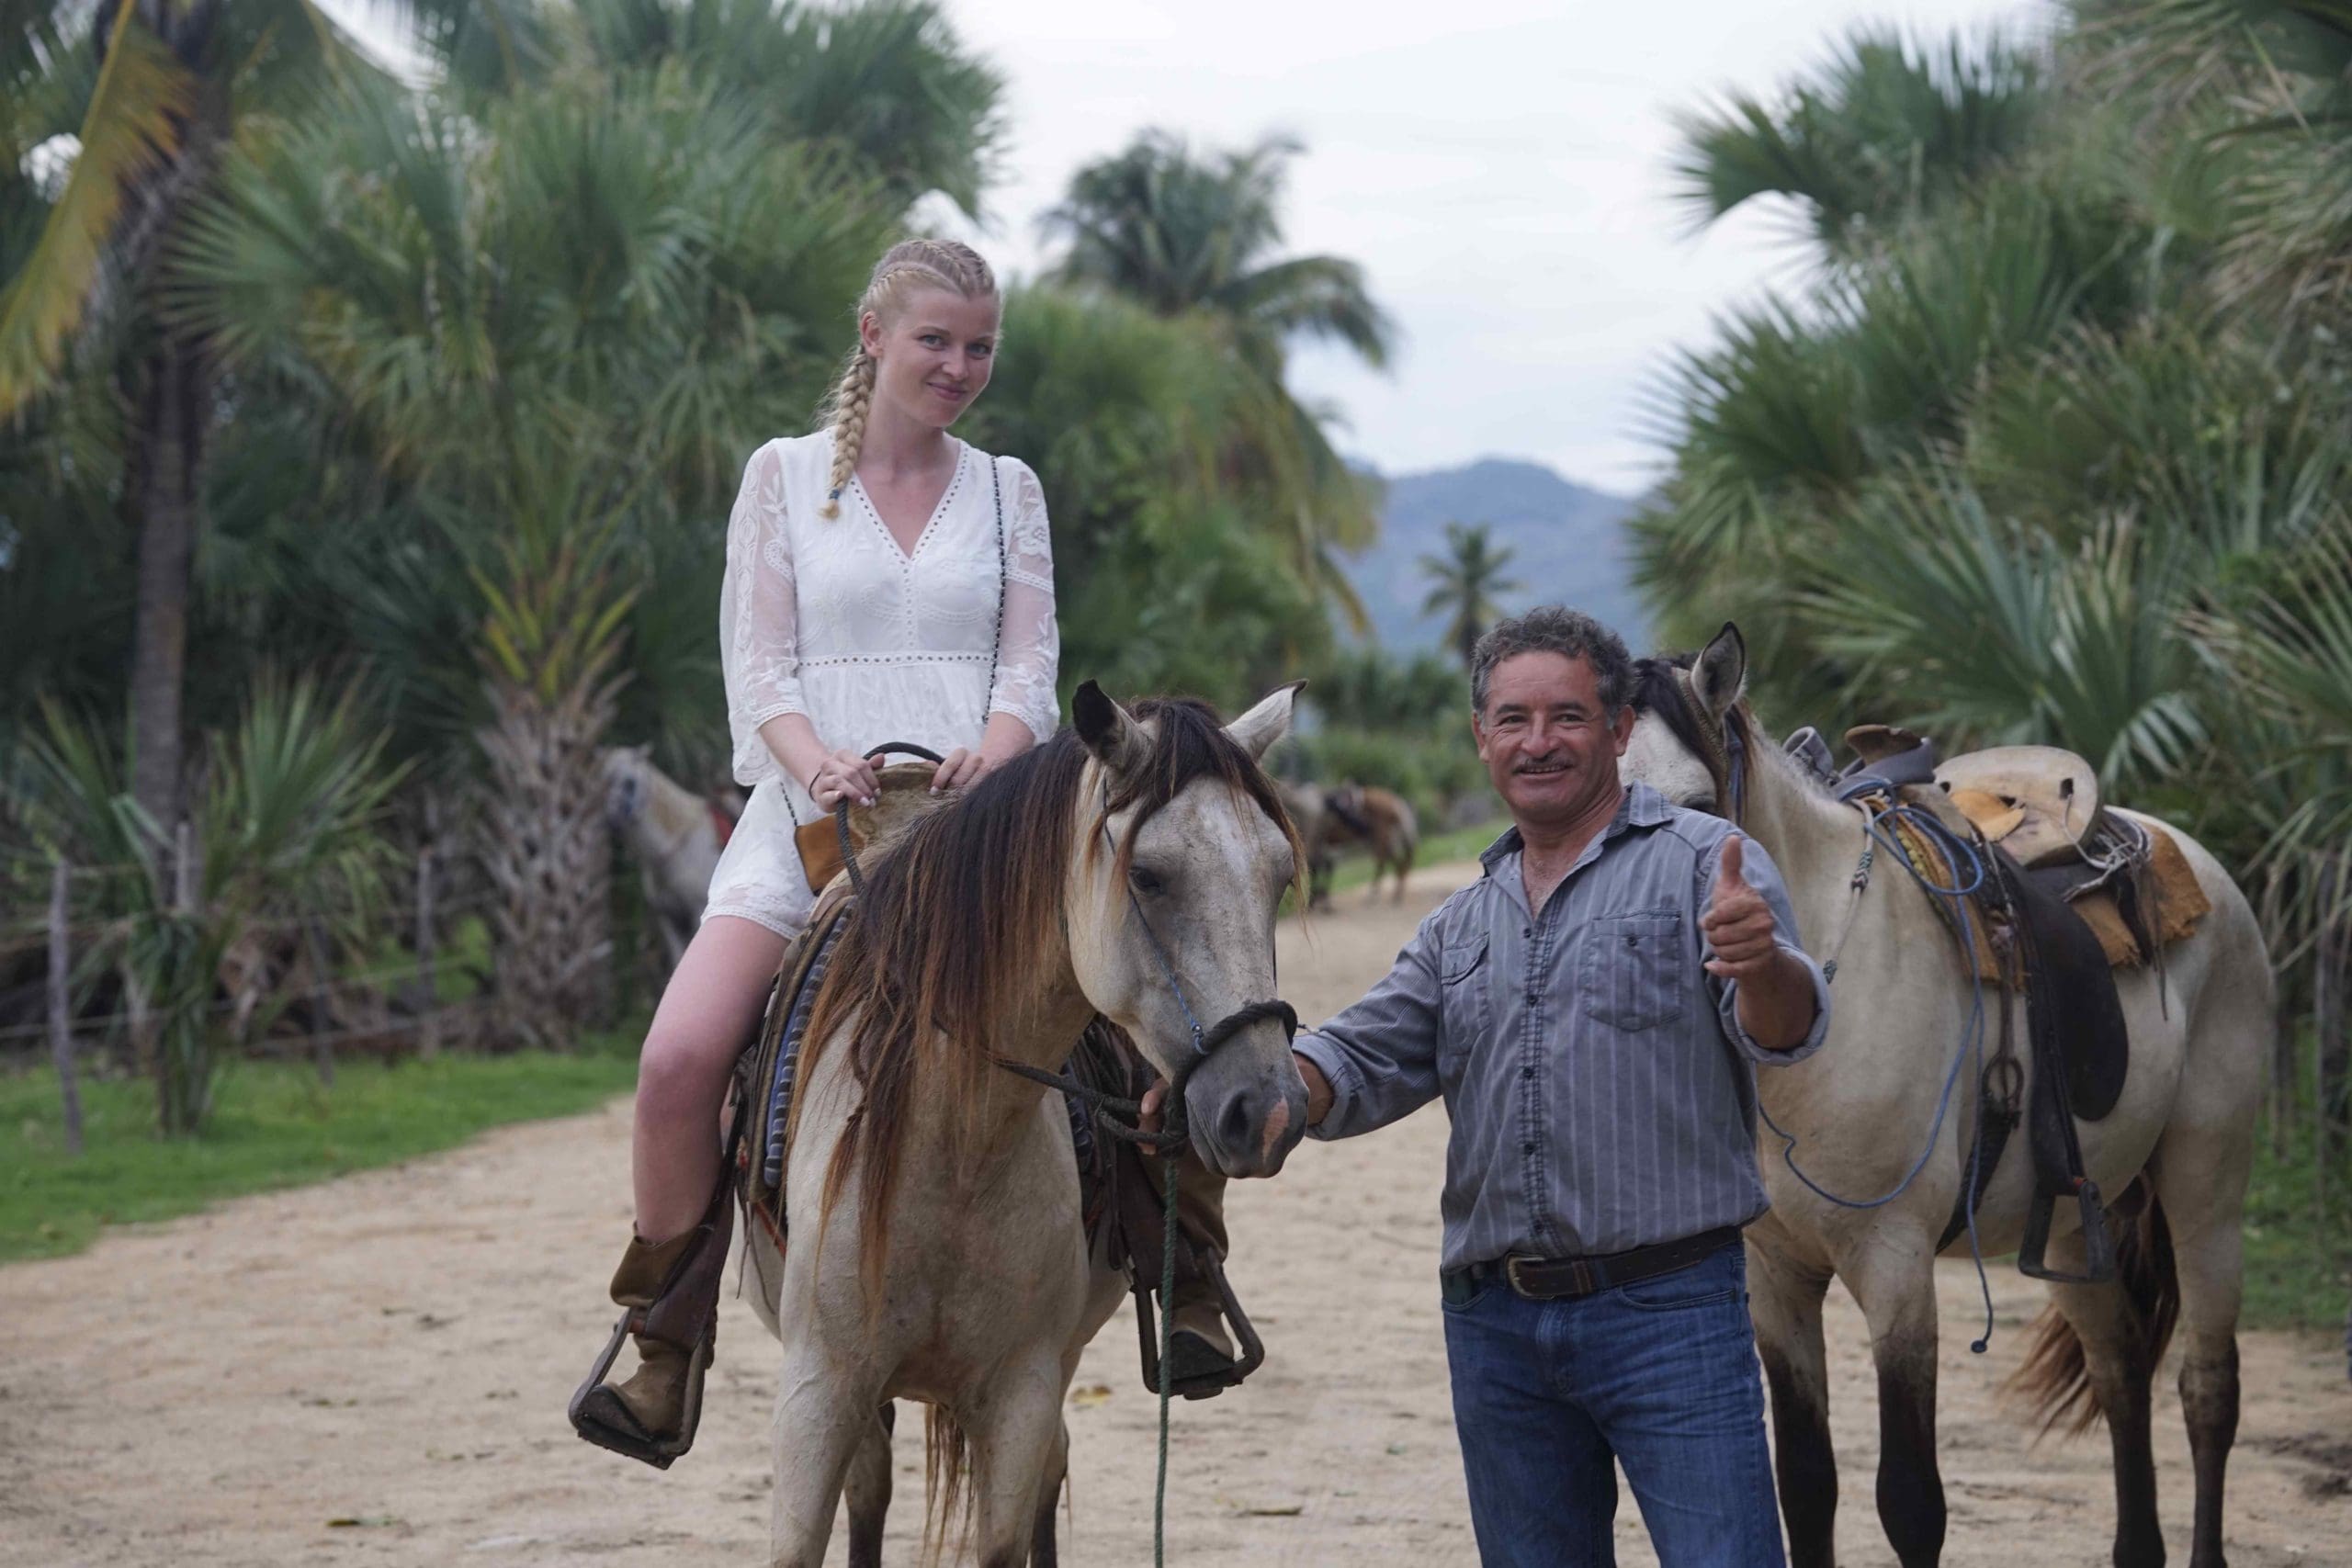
left=735, top=895, right=855, bottom=1233
left=1894, top=815, right=2209, bottom=981
left=760, top=909, right=852, bottom=1192
left=2063, top=819, right=2211, bottom=968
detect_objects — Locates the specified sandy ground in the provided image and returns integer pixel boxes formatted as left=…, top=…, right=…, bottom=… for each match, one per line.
left=4, top=860, right=2348, bottom=1567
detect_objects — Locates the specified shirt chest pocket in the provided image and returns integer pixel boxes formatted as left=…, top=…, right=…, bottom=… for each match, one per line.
left=1438, top=934, right=1493, bottom=1061
left=1577, top=912, right=1686, bottom=1032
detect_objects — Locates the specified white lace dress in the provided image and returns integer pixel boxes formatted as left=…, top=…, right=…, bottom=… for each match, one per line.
left=704, top=430, right=1060, bottom=937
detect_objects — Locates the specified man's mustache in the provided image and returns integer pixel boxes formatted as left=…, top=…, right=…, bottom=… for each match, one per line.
left=1511, top=752, right=1572, bottom=773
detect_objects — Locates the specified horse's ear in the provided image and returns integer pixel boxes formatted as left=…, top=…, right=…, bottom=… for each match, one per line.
left=1073, top=680, right=1149, bottom=778
left=1691, top=622, right=1747, bottom=720
left=1226, top=680, right=1303, bottom=761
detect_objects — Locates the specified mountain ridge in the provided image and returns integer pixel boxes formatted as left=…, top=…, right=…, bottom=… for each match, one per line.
left=1340, top=456, right=1648, bottom=655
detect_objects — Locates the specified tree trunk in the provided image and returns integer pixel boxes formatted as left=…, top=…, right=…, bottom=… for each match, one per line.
left=2319, top=895, right=2349, bottom=1199
left=49, top=861, right=85, bottom=1156
left=476, top=675, right=618, bottom=1050
left=124, top=326, right=210, bottom=840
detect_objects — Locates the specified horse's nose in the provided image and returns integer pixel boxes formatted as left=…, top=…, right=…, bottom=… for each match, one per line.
left=1213, top=1089, right=1258, bottom=1165
left=1188, top=1047, right=1307, bottom=1178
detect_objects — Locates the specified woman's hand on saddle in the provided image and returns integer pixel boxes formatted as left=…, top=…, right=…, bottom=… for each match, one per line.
left=932, top=747, right=990, bottom=793
left=808, top=749, right=880, bottom=809
left=933, top=719, right=1030, bottom=794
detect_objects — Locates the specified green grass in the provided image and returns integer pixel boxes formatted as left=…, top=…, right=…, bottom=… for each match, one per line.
left=1, top=1029, right=642, bottom=1264
left=2238, top=1113, right=2352, bottom=1334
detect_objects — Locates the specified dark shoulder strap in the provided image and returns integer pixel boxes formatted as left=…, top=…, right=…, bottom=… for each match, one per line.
left=985, top=454, right=1006, bottom=724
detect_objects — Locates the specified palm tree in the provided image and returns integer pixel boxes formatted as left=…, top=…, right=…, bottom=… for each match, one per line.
left=1419, top=522, right=1522, bottom=669
left=567, top=0, right=1003, bottom=217
left=157, top=6, right=992, bottom=1038
left=1043, top=130, right=1393, bottom=621
left=1645, top=5, right=2352, bottom=1188
left=1046, top=130, right=1394, bottom=375
left=1672, top=28, right=2046, bottom=263
left=0, top=1, right=466, bottom=840
left=8, top=673, right=401, bottom=1131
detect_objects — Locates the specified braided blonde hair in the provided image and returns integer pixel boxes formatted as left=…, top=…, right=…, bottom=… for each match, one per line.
left=819, top=239, right=999, bottom=519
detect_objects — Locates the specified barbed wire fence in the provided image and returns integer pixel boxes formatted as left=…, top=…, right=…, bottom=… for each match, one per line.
left=9, top=834, right=505, bottom=1152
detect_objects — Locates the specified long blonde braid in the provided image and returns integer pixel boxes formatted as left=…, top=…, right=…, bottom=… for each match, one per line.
left=819, top=239, right=998, bottom=519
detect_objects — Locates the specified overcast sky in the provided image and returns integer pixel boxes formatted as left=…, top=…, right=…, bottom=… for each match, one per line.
left=933, top=0, right=2044, bottom=493
left=331, top=0, right=2043, bottom=493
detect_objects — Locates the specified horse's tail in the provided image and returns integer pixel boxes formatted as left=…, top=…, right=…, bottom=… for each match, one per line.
left=922, top=1403, right=974, bottom=1561
left=2003, top=1175, right=2179, bottom=1437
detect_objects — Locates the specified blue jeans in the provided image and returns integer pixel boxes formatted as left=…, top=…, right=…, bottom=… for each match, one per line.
left=1441, top=1241, right=1785, bottom=1567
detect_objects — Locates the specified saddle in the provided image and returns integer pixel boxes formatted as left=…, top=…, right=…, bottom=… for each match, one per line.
left=1831, top=727, right=2212, bottom=1283
left=728, top=783, right=1258, bottom=1400
left=1937, top=744, right=2101, bottom=868
left=1841, top=727, right=2211, bottom=985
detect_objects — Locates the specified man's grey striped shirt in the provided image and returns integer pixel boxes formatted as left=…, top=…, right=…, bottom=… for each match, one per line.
left=1294, top=784, right=1829, bottom=1272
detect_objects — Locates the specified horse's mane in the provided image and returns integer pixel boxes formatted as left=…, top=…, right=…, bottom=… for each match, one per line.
left=793, top=696, right=1300, bottom=1295
left=1630, top=652, right=1770, bottom=807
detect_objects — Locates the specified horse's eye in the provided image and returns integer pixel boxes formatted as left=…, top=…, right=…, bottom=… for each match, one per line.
left=1130, top=866, right=1167, bottom=897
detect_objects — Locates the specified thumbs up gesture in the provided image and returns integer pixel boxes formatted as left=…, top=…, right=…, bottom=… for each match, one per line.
left=1701, top=833, right=1777, bottom=981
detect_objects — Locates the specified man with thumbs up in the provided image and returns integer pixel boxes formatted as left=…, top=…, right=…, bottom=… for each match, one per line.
left=1288, top=605, right=1826, bottom=1567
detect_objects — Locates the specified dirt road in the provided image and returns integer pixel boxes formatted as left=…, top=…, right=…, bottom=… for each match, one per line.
left=4, top=862, right=2346, bottom=1565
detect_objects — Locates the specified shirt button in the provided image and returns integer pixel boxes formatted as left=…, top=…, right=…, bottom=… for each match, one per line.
left=1521, top=1141, right=1536, bottom=1154
left=1521, top=926, right=1532, bottom=938
left=1521, top=1066, right=1535, bottom=1080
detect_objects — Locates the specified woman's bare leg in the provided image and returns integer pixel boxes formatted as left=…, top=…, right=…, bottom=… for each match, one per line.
left=630, top=913, right=790, bottom=1242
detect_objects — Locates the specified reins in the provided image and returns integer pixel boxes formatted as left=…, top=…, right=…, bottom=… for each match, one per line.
left=828, top=741, right=946, bottom=901
left=831, top=748, right=1296, bottom=1564
left=991, top=890, right=1295, bottom=1567
left=1669, top=679, right=2003, bottom=1351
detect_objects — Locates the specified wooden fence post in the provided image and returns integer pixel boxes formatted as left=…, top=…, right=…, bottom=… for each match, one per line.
left=174, top=820, right=197, bottom=912
left=302, top=918, right=336, bottom=1089
left=2316, top=927, right=2333, bottom=1223
left=415, top=844, right=440, bottom=1060
left=49, top=859, right=83, bottom=1156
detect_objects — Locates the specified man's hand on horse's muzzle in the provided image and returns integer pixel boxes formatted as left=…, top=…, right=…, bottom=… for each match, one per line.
left=1138, top=1078, right=1169, bottom=1136
left=1291, top=1054, right=1333, bottom=1128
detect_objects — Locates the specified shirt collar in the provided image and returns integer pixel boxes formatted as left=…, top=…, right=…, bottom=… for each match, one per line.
left=1479, top=784, right=1674, bottom=877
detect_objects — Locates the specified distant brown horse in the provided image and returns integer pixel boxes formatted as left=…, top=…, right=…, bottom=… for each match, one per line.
left=1318, top=783, right=1419, bottom=903
left=748, top=682, right=1309, bottom=1567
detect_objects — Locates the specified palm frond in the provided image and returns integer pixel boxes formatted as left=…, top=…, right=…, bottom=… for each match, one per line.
left=1218, top=253, right=1396, bottom=370
left=0, top=2, right=195, bottom=417
left=1671, top=26, right=2047, bottom=259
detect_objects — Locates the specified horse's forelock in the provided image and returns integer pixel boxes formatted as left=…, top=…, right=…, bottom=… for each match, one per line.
left=1102, top=697, right=1300, bottom=884
left=1633, top=656, right=1714, bottom=771
left=1631, top=652, right=1757, bottom=814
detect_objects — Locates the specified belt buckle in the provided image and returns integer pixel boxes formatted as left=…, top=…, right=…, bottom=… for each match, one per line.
left=1504, top=1256, right=1535, bottom=1298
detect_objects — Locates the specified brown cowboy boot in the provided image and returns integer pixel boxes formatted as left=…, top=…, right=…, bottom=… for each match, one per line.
left=570, top=1186, right=734, bottom=1469
left=1168, top=1288, right=1238, bottom=1385
left=1162, top=1151, right=1245, bottom=1399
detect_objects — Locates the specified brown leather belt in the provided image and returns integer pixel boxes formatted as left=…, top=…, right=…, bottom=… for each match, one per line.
left=1444, top=1225, right=1742, bottom=1303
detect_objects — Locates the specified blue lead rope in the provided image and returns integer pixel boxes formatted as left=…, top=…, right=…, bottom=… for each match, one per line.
left=1758, top=796, right=2001, bottom=1353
